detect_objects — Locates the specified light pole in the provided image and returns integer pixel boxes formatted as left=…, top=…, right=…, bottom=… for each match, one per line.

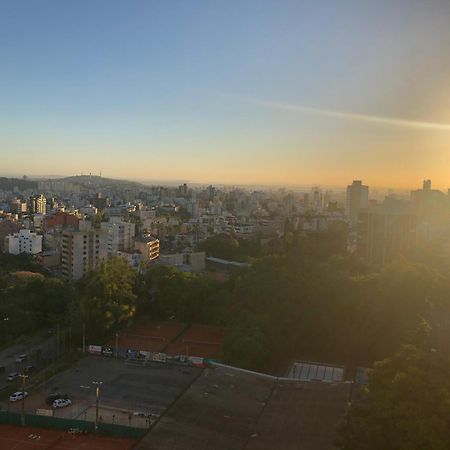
left=115, top=333, right=119, bottom=359
left=19, top=374, right=28, bottom=426
left=2, top=317, right=9, bottom=342
left=92, top=381, right=103, bottom=431
left=56, top=324, right=60, bottom=358
left=82, top=323, right=86, bottom=354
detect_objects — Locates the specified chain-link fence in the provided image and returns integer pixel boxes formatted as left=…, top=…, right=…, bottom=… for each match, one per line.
left=0, top=411, right=146, bottom=439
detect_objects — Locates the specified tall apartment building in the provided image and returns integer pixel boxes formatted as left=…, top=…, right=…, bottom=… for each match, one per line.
left=357, top=199, right=416, bottom=265
left=134, top=235, right=160, bottom=262
left=30, top=194, right=47, bottom=215
left=5, top=229, right=43, bottom=255
left=346, top=180, right=369, bottom=225
left=410, top=180, right=448, bottom=241
left=101, top=218, right=135, bottom=255
left=10, top=198, right=28, bottom=214
left=61, top=222, right=107, bottom=279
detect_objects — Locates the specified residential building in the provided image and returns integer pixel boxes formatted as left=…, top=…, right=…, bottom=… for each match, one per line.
left=101, top=218, right=135, bottom=255
left=0, top=220, right=21, bottom=253
left=44, top=211, right=80, bottom=231
left=158, top=251, right=205, bottom=271
left=357, top=199, right=416, bottom=265
left=90, top=192, right=108, bottom=210
left=61, top=221, right=107, bottom=279
left=10, top=198, right=27, bottom=214
left=410, top=179, right=447, bottom=241
left=5, top=229, right=43, bottom=255
left=35, top=250, right=61, bottom=270
left=134, top=235, right=160, bottom=261
left=30, top=194, right=47, bottom=214
left=346, top=180, right=369, bottom=225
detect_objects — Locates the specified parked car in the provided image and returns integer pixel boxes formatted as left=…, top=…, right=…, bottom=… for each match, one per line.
left=46, top=393, right=69, bottom=405
left=9, top=391, right=28, bottom=402
left=15, top=354, right=27, bottom=363
left=23, top=365, right=34, bottom=375
left=7, top=372, right=19, bottom=382
left=102, top=346, right=113, bottom=357
left=53, top=398, right=72, bottom=409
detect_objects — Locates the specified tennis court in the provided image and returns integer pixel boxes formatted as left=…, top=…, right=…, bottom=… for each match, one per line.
left=165, top=324, right=226, bottom=358
left=0, top=424, right=134, bottom=450
left=114, top=321, right=186, bottom=353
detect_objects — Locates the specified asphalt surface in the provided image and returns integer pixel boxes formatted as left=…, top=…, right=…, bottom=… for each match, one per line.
left=0, top=334, right=57, bottom=389
left=4, top=356, right=201, bottom=424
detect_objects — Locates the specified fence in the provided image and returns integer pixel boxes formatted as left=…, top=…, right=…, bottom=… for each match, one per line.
left=0, top=411, right=146, bottom=439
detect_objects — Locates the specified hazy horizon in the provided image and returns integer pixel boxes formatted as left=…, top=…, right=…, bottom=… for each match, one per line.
left=0, top=170, right=443, bottom=193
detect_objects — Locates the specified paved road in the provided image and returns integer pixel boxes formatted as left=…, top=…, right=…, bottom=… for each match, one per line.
left=0, top=334, right=57, bottom=390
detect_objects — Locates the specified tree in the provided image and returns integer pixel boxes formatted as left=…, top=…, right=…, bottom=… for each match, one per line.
left=339, top=345, right=450, bottom=450
left=74, top=257, right=137, bottom=340
left=135, top=264, right=230, bottom=324
left=221, top=312, right=266, bottom=369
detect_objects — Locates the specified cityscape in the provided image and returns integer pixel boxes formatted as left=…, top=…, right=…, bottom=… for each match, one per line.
left=2, top=1, right=450, bottom=449
left=1, top=175, right=449, bottom=275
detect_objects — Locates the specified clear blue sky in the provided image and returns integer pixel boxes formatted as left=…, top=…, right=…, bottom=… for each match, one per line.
left=1, top=0, right=450, bottom=188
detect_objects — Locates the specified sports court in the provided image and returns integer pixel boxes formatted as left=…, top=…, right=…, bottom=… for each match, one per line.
left=0, top=424, right=134, bottom=450
left=114, top=321, right=186, bottom=353
left=165, top=324, right=226, bottom=358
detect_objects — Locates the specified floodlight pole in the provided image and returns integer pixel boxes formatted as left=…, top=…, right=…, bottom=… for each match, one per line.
left=19, top=374, right=28, bottom=426
left=82, top=322, right=86, bottom=354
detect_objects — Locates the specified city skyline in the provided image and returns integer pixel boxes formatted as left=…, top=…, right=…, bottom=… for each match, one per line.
left=2, top=1, right=450, bottom=188
left=0, top=171, right=446, bottom=193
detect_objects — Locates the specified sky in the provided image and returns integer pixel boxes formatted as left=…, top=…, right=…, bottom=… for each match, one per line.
left=1, top=0, right=450, bottom=189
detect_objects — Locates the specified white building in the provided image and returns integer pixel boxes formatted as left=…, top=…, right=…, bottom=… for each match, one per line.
left=101, top=218, right=135, bottom=255
left=5, top=229, right=43, bottom=255
left=30, top=194, right=47, bottom=215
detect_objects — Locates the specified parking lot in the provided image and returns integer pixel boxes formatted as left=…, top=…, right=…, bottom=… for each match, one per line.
left=3, top=355, right=201, bottom=428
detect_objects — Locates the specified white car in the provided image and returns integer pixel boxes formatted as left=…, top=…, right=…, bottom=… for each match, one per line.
left=10, top=391, right=28, bottom=402
left=53, top=398, right=72, bottom=409
left=15, top=354, right=27, bottom=363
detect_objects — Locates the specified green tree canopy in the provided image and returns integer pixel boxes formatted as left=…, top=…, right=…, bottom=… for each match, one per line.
left=340, top=345, right=450, bottom=450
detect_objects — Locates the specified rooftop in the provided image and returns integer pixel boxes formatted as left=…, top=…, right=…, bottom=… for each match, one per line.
left=136, top=364, right=350, bottom=450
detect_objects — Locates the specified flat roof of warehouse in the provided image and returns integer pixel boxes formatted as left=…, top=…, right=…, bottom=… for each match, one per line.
left=135, top=365, right=350, bottom=450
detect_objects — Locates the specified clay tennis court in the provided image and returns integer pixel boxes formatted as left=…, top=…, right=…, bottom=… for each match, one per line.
left=0, top=424, right=134, bottom=450
left=114, top=321, right=186, bottom=353
left=165, top=324, right=227, bottom=358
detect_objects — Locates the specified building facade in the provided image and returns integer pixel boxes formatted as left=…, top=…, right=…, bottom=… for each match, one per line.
left=30, top=194, right=47, bottom=215
left=5, top=229, right=43, bottom=255
left=134, top=235, right=160, bottom=261
left=61, top=223, right=107, bottom=279
left=101, top=218, right=135, bottom=255
left=346, top=180, right=369, bottom=225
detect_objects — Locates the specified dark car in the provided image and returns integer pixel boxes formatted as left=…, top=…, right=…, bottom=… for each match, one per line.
left=23, top=365, right=34, bottom=375
left=7, top=372, right=19, bottom=382
left=46, top=393, right=69, bottom=405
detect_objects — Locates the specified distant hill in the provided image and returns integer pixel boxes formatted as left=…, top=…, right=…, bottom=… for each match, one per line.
left=57, top=175, right=147, bottom=189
